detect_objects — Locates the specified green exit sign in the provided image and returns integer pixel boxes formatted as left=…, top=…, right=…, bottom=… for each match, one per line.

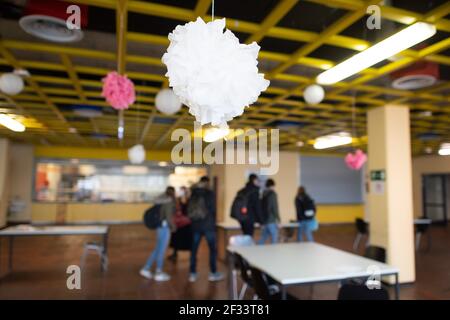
left=370, top=170, right=386, bottom=181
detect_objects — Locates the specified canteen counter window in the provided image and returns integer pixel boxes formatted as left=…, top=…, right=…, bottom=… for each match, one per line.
left=34, top=158, right=207, bottom=203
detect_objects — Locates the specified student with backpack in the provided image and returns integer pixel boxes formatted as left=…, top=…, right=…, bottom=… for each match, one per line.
left=258, top=179, right=280, bottom=244
left=187, top=176, right=224, bottom=283
left=295, top=186, right=318, bottom=242
left=230, top=174, right=262, bottom=237
left=140, top=186, right=176, bottom=281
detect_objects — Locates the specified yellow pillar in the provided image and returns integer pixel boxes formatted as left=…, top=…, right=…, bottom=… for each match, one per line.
left=0, top=138, right=10, bottom=228
left=367, top=105, right=415, bottom=283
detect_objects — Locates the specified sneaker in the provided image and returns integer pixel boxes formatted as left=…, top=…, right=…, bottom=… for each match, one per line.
left=188, top=273, right=198, bottom=282
left=208, top=272, right=224, bottom=282
left=139, top=269, right=152, bottom=280
left=154, top=272, right=171, bottom=282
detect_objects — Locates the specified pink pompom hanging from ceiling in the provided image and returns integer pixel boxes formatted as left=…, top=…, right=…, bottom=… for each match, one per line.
left=101, top=71, right=135, bottom=110
left=345, top=149, right=367, bottom=170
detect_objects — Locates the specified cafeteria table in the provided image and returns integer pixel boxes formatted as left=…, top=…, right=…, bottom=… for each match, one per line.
left=0, top=224, right=109, bottom=276
left=227, top=242, right=400, bottom=300
left=216, top=221, right=299, bottom=260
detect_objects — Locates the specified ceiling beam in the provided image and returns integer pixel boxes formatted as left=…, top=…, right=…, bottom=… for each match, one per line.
left=245, top=0, right=299, bottom=44
left=194, top=0, right=212, bottom=18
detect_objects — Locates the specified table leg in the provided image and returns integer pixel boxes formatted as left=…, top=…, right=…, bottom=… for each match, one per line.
left=9, top=236, right=14, bottom=273
left=227, top=251, right=235, bottom=299
left=394, top=273, right=400, bottom=300
left=101, top=232, right=109, bottom=272
left=224, top=229, right=228, bottom=261
left=281, top=285, right=287, bottom=300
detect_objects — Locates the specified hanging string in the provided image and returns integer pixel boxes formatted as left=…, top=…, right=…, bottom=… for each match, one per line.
left=211, top=0, right=215, bottom=21
left=351, top=92, right=357, bottom=143
left=135, top=83, right=140, bottom=144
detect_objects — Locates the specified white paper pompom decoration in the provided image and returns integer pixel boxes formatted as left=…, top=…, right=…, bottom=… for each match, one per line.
left=304, top=84, right=325, bottom=105
left=162, top=17, right=270, bottom=126
left=128, top=144, right=146, bottom=164
left=155, top=89, right=182, bottom=115
left=0, top=73, right=24, bottom=95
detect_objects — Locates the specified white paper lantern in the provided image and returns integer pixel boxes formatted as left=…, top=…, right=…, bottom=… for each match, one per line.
left=155, top=88, right=182, bottom=115
left=162, top=17, right=270, bottom=127
left=128, top=144, right=146, bottom=164
left=304, top=84, right=325, bottom=105
left=0, top=73, right=24, bottom=95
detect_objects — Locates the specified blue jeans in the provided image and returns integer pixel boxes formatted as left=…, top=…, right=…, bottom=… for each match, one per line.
left=143, top=224, right=170, bottom=272
left=298, top=220, right=314, bottom=242
left=190, top=230, right=217, bottom=274
left=258, top=223, right=278, bottom=244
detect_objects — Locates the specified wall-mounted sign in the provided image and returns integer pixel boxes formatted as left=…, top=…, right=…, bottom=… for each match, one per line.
left=370, top=170, right=386, bottom=195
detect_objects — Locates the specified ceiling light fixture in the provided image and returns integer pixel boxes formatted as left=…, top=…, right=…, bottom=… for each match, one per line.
left=316, top=22, right=436, bottom=85
left=0, top=114, right=26, bottom=132
left=203, top=126, right=230, bottom=143
left=313, top=132, right=352, bottom=150
left=438, top=143, right=450, bottom=156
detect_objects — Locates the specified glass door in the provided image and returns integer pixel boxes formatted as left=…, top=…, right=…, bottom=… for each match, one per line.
left=422, top=174, right=448, bottom=224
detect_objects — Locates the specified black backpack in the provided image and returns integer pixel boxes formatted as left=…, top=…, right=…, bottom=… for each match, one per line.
left=230, top=188, right=250, bottom=222
left=143, top=204, right=162, bottom=229
left=187, top=193, right=208, bottom=221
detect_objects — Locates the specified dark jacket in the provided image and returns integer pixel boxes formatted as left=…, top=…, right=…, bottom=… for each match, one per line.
left=261, top=189, right=280, bottom=224
left=154, top=193, right=176, bottom=231
left=244, top=182, right=262, bottom=223
left=295, top=193, right=316, bottom=221
left=189, top=185, right=216, bottom=232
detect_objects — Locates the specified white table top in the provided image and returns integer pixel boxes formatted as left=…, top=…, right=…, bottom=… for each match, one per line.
left=228, top=242, right=398, bottom=286
left=217, top=221, right=299, bottom=230
left=0, top=225, right=109, bottom=236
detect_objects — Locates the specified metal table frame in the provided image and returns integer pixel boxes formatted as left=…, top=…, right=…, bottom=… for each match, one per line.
left=227, top=246, right=400, bottom=300
left=0, top=226, right=109, bottom=277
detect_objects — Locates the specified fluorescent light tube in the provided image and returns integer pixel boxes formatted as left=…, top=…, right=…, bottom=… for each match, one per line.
left=314, top=132, right=352, bottom=149
left=438, top=143, right=450, bottom=156
left=316, top=22, right=436, bottom=85
left=0, top=114, right=25, bottom=132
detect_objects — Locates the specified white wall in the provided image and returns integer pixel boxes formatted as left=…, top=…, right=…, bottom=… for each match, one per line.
left=8, top=144, right=34, bottom=222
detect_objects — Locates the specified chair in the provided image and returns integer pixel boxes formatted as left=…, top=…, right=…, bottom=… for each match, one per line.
left=234, top=254, right=255, bottom=300
left=353, top=218, right=369, bottom=251
left=229, top=235, right=254, bottom=300
left=229, top=235, right=254, bottom=247
left=80, top=242, right=108, bottom=272
left=364, top=245, right=386, bottom=263
left=416, top=220, right=431, bottom=251
left=337, top=283, right=390, bottom=300
left=249, top=266, right=297, bottom=300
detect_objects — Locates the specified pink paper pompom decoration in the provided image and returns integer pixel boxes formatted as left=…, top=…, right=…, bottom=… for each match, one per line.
left=102, top=71, right=135, bottom=110
left=345, top=149, right=367, bottom=170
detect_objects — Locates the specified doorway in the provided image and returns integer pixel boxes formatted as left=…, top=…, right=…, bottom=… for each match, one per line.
left=422, top=174, right=449, bottom=224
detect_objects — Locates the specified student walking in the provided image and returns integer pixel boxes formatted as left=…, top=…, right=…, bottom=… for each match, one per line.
left=258, top=179, right=280, bottom=244
left=188, top=176, right=224, bottom=282
left=168, top=186, right=192, bottom=262
left=140, top=186, right=176, bottom=281
left=231, top=174, right=262, bottom=237
left=295, top=186, right=317, bottom=242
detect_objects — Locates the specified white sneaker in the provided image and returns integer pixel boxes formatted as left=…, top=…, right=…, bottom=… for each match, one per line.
left=189, top=273, right=198, bottom=282
left=154, top=272, right=171, bottom=282
left=139, top=269, right=152, bottom=279
left=208, top=272, right=224, bottom=282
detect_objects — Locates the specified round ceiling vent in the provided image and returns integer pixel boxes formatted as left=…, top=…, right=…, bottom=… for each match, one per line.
left=19, top=15, right=83, bottom=43
left=392, top=74, right=437, bottom=90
